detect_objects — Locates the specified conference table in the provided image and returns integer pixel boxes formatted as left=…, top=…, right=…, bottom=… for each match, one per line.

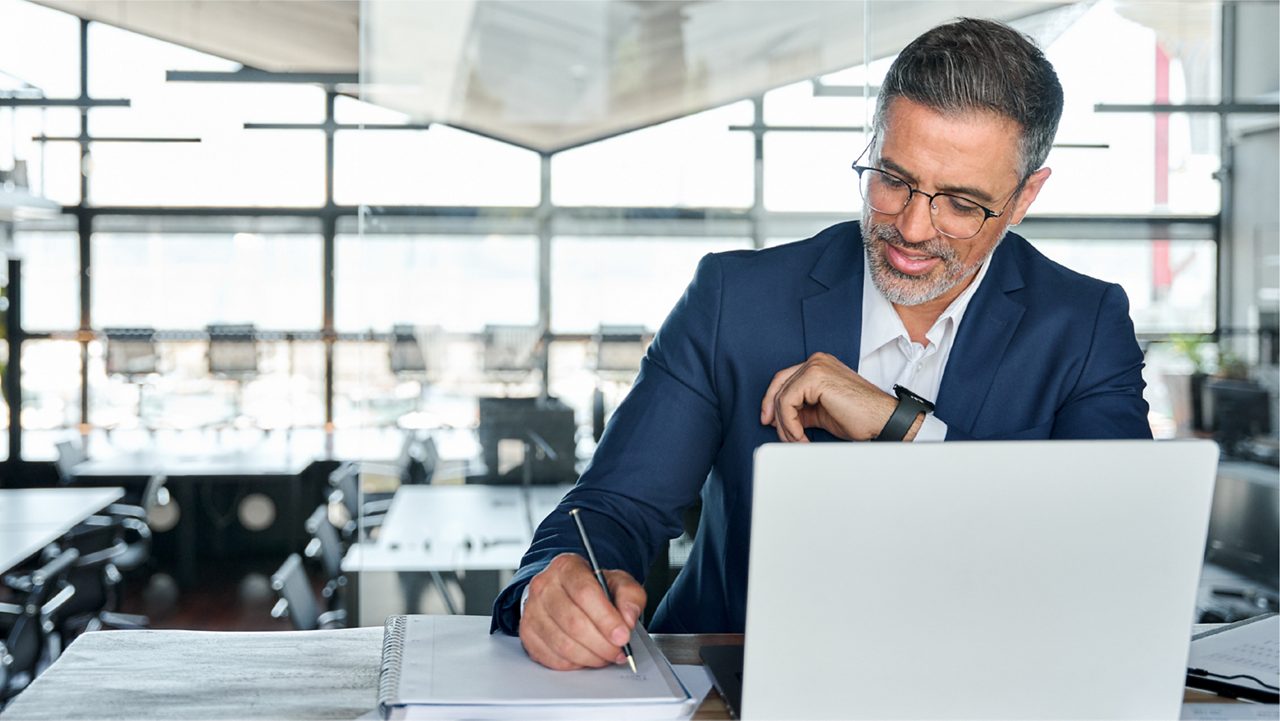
left=0, top=487, right=125, bottom=574
left=0, top=624, right=1250, bottom=720
left=66, top=428, right=461, bottom=588
left=341, top=483, right=574, bottom=617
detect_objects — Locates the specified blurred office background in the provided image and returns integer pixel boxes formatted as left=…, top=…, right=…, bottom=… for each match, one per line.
left=0, top=0, right=1275, bottom=678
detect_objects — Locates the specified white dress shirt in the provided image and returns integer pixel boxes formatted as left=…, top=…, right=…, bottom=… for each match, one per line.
left=858, top=256, right=992, bottom=441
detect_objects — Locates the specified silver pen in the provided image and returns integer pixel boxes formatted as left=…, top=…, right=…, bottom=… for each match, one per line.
left=569, top=508, right=638, bottom=674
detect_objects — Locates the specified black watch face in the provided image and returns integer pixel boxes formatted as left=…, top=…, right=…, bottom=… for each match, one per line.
left=894, top=385, right=935, bottom=412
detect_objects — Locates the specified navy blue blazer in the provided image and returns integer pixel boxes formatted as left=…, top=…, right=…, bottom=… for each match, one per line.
left=492, top=221, right=1151, bottom=635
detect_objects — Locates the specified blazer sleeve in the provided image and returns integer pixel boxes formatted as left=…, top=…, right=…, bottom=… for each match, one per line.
left=1049, top=283, right=1152, bottom=439
left=491, top=254, right=727, bottom=635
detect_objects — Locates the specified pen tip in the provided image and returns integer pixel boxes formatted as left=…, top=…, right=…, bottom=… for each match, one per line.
left=628, top=656, right=637, bottom=674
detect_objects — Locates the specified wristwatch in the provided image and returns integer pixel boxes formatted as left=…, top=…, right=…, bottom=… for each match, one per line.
left=874, top=384, right=935, bottom=442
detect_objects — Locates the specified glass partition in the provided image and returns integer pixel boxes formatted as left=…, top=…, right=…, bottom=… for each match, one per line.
left=2, top=0, right=1257, bottom=635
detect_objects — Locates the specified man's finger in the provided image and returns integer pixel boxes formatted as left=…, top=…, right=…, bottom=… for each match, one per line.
left=760, top=364, right=800, bottom=425
left=562, top=567, right=634, bottom=651
left=520, top=614, right=587, bottom=671
left=772, top=373, right=801, bottom=442
left=774, top=374, right=816, bottom=443
left=605, top=570, right=646, bottom=629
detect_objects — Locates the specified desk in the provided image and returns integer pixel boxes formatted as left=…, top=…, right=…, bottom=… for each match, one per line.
left=0, top=626, right=1244, bottom=721
left=342, top=484, right=573, bottom=616
left=73, top=446, right=306, bottom=590
left=0, top=488, right=125, bottom=574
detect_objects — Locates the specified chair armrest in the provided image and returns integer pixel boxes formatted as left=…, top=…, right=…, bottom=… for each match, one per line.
left=106, top=503, right=147, bottom=521
left=359, top=512, right=388, bottom=529
left=120, top=516, right=152, bottom=542
left=41, top=584, right=76, bottom=617
left=318, top=609, right=346, bottom=629
left=362, top=498, right=395, bottom=516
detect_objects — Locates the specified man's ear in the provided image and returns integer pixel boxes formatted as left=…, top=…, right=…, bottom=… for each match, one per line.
left=1009, top=167, right=1052, bottom=225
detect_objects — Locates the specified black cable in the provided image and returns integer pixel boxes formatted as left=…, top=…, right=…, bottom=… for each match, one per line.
left=1188, top=667, right=1280, bottom=691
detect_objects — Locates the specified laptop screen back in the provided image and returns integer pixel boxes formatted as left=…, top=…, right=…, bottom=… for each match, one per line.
left=741, top=440, right=1217, bottom=720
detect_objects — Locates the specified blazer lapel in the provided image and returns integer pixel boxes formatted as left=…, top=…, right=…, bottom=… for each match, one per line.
left=935, top=238, right=1027, bottom=437
left=802, top=225, right=864, bottom=371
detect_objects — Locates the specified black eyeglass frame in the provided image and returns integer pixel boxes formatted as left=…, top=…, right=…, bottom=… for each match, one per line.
left=851, top=139, right=1027, bottom=240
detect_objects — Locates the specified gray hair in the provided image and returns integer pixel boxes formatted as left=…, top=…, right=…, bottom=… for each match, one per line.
left=872, top=18, right=1064, bottom=180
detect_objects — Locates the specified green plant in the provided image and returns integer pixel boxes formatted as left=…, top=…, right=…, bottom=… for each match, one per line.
left=1170, top=334, right=1211, bottom=375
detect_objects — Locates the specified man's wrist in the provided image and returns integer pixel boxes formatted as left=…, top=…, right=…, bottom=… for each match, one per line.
left=874, top=385, right=934, bottom=442
left=867, top=392, right=898, bottom=440
left=903, top=412, right=925, bottom=442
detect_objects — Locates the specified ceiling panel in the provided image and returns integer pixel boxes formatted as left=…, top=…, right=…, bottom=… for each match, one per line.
left=34, top=0, right=1070, bottom=153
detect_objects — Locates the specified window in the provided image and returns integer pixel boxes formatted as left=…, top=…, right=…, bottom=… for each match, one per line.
left=1033, top=238, right=1216, bottom=334
left=552, top=102, right=754, bottom=208
left=335, top=125, right=540, bottom=207
left=551, top=237, right=752, bottom=332
left=93, top=227, right=322, bottom=330
left=13, top=225, right=79, bottom=330
left=336, top=233, right=538, bottom=332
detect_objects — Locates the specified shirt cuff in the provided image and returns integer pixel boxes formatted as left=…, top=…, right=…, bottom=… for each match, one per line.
left=915, top=414, right=949, bottom=442
left=519, top=584, right=531, bottom=617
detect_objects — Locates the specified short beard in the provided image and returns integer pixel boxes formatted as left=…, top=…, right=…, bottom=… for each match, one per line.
left=861, top=208, right=1002, bottom=306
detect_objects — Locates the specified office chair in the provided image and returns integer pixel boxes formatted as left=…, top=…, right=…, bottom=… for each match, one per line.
left=0, top=549, right=79, bottom=703
left=325, top=463, right=459, bottom=615
left=51, top=517, right=149, bottom=642
left=397, top=433, right=439, bottom=487
left=206, top=323, right=259, bottom=429
left=103, top=327, right=159, bottom=432
left=481, top=324, right=542, bottom=394
left=53, top=438, right=88, bottom=485
left=303, top=505, right=347, bottom=612
left=389, top=324, right=429, bottom=376
left=107, top=475, right=165, bottom=579
left=591, top=325, right=649, bottom=443
left=269, top=554, right=345, bottom=631
left=328, top=461, right=394, bottom=539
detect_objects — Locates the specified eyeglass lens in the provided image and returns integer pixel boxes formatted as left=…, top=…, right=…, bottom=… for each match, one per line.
left=859, top=168, right=988, bottom=239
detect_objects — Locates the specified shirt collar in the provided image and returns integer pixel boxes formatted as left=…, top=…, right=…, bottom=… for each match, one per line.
left=860, top=252, right=994, bottom=353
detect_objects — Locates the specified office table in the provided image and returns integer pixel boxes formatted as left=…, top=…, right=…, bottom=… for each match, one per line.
left=341, top=484, right=573, bottom=616
left=65, top=428, right=488, bottom=589
left=0, top=625, right=1246, bottom=721
left=0, top=488, right=125, bottom=574
left=73, top=446, right=307, bottom=589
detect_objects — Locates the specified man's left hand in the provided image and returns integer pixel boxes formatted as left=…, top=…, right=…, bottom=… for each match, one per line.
left=760, top=352, right=920, bottom=442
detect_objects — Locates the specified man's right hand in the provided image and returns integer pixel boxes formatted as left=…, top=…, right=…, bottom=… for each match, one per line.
left=519, top=552, right=647, bottom=671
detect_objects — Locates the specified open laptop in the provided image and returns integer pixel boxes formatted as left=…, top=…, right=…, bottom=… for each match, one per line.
left=702, top=440, right=1219, bottom=720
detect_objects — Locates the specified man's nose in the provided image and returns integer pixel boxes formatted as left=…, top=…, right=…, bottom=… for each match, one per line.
left=895, top=192, right=936, bottom=244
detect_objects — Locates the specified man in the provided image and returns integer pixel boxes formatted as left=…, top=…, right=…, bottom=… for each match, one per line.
left=491, top=17, right=1151, bottom=671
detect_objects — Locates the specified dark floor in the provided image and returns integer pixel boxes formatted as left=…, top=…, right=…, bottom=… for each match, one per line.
left=117, top=557, right=296, bottom=632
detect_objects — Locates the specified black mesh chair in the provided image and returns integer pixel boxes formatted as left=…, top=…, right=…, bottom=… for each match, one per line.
left=269, top=554, right=344, bottom=631
left=53, top=438, right=88, bottom=484
left=52, top=518, right=149, bottom=642
left=325, top=457, right=459, bottom=615
left=0, top=549, right=79, bottom=703
left=327, top=461, right=394, bottom=541
left=304, top=505, right=347, bottom=612
left=106, top=475, right=164, bottom=578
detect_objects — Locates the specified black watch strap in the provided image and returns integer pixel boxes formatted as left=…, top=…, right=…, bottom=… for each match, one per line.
left=874, top=384, right=936, bottom=442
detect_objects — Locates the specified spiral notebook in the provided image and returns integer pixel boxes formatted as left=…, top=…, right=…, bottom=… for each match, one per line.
left=376, top=615, right=695, bottom=720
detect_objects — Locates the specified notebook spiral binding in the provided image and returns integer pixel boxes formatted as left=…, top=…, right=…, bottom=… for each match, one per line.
left=377, top=615, right=408, bottom=718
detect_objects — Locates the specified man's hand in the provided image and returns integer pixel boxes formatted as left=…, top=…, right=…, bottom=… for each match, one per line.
left=760, top=352, right=920, bottom=442
left=519, top=553, right=647, bottom=671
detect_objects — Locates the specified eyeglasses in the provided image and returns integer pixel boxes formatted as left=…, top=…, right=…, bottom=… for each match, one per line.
left=852, top=154, right=1023, bottom=240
